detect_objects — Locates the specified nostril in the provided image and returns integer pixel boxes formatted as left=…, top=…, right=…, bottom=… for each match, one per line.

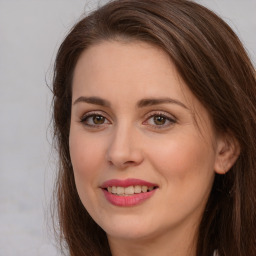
left=124, top=161, right=135, bottom=165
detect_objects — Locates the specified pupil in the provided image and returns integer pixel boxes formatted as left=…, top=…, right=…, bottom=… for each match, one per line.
left=93, top=115, right=104, bottom=124
left=154, top=116, right=165, bottom=125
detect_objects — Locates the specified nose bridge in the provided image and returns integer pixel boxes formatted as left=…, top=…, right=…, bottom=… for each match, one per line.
left=106, top=120, right=143, bottom=168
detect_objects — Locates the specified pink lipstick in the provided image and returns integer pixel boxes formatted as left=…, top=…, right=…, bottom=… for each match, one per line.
left=100, top=178, right=158, bottom=207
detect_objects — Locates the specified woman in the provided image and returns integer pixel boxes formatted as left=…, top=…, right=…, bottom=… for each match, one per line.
left=52, top=0, right=256, bottom=255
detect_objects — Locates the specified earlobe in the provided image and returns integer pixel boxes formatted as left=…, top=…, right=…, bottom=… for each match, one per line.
left=214, top=134, right=240, bottom=175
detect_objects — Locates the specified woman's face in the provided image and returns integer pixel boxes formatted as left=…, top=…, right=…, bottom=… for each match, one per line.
left=69, top=41, right=221, bottom=243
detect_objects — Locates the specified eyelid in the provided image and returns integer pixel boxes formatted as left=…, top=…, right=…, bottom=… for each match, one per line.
left=80, top=109, right=110, bottom=119
left=80, top=110, right=112, bottom=127
left=144, top=110, right=176, bottom=120
left=143, top=110, right=177, bottom=128
left=79, top=110, right=176, bottom=129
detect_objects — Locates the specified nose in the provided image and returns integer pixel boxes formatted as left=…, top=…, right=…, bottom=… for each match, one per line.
left=106, top=124, right=144, bottom=169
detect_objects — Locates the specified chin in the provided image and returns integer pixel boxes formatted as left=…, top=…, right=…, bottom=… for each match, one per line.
left=97, top=213, right=164, bottom=241
left=106, top=226, right=156, bottom=241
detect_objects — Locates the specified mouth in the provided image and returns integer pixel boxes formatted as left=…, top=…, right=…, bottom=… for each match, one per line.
left=103, top=185, right=158, bottom=196
left=101, top=179, right=158, bottom=207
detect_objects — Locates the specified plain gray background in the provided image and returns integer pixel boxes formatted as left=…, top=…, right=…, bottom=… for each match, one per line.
left=0, top=0, right=255, bottom=255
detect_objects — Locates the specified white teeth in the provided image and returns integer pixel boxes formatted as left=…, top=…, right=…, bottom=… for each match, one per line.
left=116, top=187, right=124, bottom=195
left=106, top=185, right=156, bottom=196
left=112, top=186, right=117, bottom=193
left=142, top=186, right=147, bottom=193
left=124, top=186, right=134, bottom=195
left=134, top=185, right=142, bottom=193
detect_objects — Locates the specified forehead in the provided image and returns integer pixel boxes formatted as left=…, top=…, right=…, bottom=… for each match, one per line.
left=72, top=40, right=189, bottom=102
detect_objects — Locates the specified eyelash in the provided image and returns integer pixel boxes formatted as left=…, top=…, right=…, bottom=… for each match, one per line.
left=80, top=111, right=111, bottom=128
left=80, top=111, right=176, bottom=129
left=143, top=111, right=176, bottom=129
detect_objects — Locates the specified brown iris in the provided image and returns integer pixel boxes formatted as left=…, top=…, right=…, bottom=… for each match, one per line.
left=93, top=115, right=105, bottom=124
left=153, top=116, right=166, bottom=125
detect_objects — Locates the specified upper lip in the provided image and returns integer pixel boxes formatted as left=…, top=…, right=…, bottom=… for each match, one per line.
left=100, top=178, right=158, bottom=188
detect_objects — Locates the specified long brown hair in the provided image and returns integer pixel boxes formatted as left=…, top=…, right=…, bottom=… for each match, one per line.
left=52, top=0, right=256, bottom=255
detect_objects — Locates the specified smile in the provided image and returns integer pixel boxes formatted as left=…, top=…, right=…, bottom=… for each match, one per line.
left=106, top=185, right=155, bottom=196
left=101, top=179, right=158, bottom=206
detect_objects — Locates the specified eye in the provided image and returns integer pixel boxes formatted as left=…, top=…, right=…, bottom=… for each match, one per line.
left=153, top=115, right=168, bottom=125
left=143, top=112, right=176, bottom=129
left=80, top=112, right=111, bottom=128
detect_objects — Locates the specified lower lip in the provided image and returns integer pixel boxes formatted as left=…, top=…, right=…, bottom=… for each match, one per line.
left=102, top=189, right=156, bottom=207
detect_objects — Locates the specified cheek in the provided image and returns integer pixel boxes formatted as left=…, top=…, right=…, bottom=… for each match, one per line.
left=146, top=133, right=216, bottom=224
left=148, top=132, right=216, bottom=192
left=69, top=131, right=111, bottom=224
left=69, top=130, right=105, bottom=201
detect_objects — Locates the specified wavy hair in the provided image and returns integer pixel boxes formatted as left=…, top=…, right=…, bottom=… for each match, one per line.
left=52, top=0, right=256, bottom=255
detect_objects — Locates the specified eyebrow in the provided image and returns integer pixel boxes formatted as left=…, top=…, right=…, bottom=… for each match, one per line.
left=137, top=98, right=188, bottom=109
left=73, top=96, right=188, bottom=109
left=73, top=96, right=111, bottom=107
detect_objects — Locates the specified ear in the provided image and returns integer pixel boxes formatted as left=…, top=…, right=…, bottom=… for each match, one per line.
left=214, top=133, right=240, bottom=174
